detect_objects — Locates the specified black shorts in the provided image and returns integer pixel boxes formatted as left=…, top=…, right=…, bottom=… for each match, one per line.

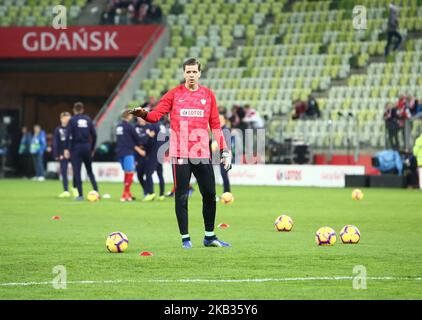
left=171, top=158, right=215, bottom=196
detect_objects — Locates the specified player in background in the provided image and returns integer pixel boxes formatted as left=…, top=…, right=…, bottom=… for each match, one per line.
left=153, top=118, right=168, bottom=200
left=139, top=109, right=168, bottom=201
left=115, top=111, right=145, bottom=202
left=53, top=112, right=78, bottom=198
left=30, top=124, right=47, bottom=181
left=64, top=102, right=99, bottom=201
left=211, top=113, right=232, bottom=198
left=141, top=98, right=167, bottom=199
left=134, top=116, right=156, bottom=201
left=127, top=58, right=232, bottom=249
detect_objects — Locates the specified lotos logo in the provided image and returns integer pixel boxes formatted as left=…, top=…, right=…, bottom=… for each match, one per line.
left=284, top=170, right=302, bottom=181
left=180, top=109, right=204, bottom=117
left=276, top=169, right=302, bottom=181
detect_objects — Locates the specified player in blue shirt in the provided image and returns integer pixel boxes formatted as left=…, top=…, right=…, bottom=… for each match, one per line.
left=115, top=111, right=145, bottom=202
left=64, top=102, right=99, bottom=201
left=53, top=112, right=78, bottom=198
left=134, top=116, right=157, bottom=201
left=143, top=121, right=163, bottom=201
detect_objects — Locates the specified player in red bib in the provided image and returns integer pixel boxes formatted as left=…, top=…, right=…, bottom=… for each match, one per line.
left=127, top=58, right=232, bottom=248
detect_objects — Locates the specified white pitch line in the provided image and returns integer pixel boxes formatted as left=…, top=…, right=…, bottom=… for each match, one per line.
left=0, top=280, right=136, bottom=287
left=0, top=277, right=421, bottom=287
left=148, top=276, right=422, bottom=283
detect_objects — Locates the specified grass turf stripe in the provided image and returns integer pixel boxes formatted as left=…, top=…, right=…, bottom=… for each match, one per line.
left=1, top=276, right=421, bottom=287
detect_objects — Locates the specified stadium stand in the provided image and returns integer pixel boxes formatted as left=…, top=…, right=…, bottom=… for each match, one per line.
left=126, top=0, right=422, bottom=153
left=0, top=0, right=88, bottom=26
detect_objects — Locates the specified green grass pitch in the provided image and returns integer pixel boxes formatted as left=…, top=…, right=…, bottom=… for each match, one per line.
left=0, top=179, right=421, bottom=299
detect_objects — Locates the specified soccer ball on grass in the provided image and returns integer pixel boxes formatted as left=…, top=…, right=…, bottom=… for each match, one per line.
left=315, top=226, right=337, bottom=246
left=274, top=215, right=293, bottom=232
left=351, top=189, right=364, bottom=200
left=340, top=225, right=361, bottom=244
left=220, top=192, right=234, bottom=204
left=106, top=232, right=129, bottom=253
left=87, top=190, right=100, bottom=202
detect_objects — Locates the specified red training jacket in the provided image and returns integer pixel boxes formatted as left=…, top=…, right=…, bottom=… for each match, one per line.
left=145, top=84, right=227, bottom=159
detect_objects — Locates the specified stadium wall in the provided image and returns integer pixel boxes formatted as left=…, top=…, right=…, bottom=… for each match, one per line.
left=314, top=154, right=381, bottom=175
left=47, top=162, right=365, bottom=188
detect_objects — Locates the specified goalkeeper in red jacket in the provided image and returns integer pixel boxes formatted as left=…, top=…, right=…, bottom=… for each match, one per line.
left=127, top=58, right=232, bottom=249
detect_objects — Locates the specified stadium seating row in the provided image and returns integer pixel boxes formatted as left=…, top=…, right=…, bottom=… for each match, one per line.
left=207, top=65, right=350, bottom=79
left=246, top=54, right=351, bottom=68
left=329, top=85, right=420, bottom=99
left=200, top=77, right=331, bottom=91
left=0, top=0, right=86, bottom=26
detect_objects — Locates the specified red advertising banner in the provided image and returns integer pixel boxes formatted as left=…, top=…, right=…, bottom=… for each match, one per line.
left=0, top=25, right=164, bottom=58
